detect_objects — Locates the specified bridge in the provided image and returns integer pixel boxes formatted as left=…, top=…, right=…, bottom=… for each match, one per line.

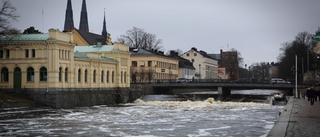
left=150, top=83, right=305, bottom=96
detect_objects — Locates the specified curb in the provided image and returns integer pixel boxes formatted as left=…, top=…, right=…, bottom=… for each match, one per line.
left=267, top=96, right=294, bottom=137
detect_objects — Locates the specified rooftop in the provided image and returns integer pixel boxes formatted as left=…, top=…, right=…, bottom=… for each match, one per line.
left=74, top=44, right=114, bottom=52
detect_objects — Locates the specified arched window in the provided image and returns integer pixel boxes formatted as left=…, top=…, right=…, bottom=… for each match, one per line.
left=112, top=71, right=114, bottom=83
left=101, top=70, right=104, bottom=82
left=93, top=70, right=96, bottom=83
left=78, top=69, right=81, bottom=82
left=65, top=67, right=68, bottom=82
left=40, top=67, right=47, bottom=81
left=84, top=69, right=88, bottom=83
left=121, top=71, right=123, bottom=83
left=107, top=71, right=109, bottom=83
left=1, top=67, right=9, bottom=82
left=124, top=72, right=126, bottom=83
left=27, top=67, right=34, bottom=82
left=59, top=67, right=62, bottom=82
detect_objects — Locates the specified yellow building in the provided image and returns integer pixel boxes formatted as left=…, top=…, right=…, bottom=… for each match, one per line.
left=0, top=29, right=129, bottom=90
left=130, top=48, right=179, bottom=83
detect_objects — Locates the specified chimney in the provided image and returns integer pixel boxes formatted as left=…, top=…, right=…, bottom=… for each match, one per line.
left=170, top=50, right=175, bottom=56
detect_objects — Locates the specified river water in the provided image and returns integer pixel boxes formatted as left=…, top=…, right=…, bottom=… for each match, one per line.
left=0, top=90, right=284, bottom=137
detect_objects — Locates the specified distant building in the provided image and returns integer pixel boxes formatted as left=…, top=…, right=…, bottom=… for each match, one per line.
left=209, top=49, right=238, bottom=80
left=180, top=47, right=218, bottom=79
left=130, top=48, right=179, bottom=83
left=167, top=51, right=196, bottom=79
left=0, top=29, right=129, bottom=90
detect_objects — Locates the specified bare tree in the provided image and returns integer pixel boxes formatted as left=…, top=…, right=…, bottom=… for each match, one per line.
left=277, top=31, right=315, bottom=83
left=117, top=27, right=163, bottom=50
left=147, top=67, right=156, bottom=83
left=139, top=68, right=147, bottom=83
left=0, top=0, right=19, bottom=33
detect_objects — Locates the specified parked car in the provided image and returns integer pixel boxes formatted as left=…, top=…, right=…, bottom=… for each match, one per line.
left=234, top=78, right=248, bottom=83
left=176, top=78, right=189, bottom=83
left=271, top=78, right=290, bottom=84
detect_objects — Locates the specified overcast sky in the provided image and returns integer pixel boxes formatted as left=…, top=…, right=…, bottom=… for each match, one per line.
left=10, top=0, right=320, bottom=67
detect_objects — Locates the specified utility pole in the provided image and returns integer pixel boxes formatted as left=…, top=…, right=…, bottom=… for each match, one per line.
left=295, top=55, right=298, bottom=98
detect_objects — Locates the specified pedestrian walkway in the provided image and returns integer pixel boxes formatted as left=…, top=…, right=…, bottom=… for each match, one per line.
left=268, top=96, right=320, bottom=137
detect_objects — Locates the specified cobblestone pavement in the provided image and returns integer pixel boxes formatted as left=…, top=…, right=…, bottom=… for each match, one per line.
left=285, top=97, right=320, bottom=137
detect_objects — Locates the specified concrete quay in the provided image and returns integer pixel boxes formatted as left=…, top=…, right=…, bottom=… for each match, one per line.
left=268, top=96, right=320, bottom=137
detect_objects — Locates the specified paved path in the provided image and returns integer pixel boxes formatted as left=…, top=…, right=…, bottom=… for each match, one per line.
left=268, top=96, right=320, bottom=137
left=285, top=97, right=320, bottom=137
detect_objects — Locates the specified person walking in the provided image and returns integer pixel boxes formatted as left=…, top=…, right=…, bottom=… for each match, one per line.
left=306, top=87, right=316, bottom=105
left=316, top=90, right=318, bottom=101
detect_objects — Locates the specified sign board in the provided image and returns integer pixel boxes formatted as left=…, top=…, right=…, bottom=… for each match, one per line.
left=169, top=71, right=172, bottom=74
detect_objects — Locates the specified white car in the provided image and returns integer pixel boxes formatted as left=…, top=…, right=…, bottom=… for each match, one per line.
left=271, top=78, right=290, bottom=84
left=176, top=78, right=189, bottom=83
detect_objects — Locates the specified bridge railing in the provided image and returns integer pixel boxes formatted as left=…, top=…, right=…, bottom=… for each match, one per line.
left=130, top=79, right=275, bottom=84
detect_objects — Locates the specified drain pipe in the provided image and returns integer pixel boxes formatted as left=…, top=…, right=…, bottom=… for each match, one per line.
left=44, top=41, right=49, bottom=93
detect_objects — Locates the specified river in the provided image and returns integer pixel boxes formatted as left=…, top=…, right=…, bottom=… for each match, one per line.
left=0, top=89, right=284, bottom=137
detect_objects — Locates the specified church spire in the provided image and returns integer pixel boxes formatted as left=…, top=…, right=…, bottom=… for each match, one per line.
left=79, top=0, right=89, bottom=32
left=102, top=9, right=108, bottom=38
left=64, top=0, right=74, bottom=32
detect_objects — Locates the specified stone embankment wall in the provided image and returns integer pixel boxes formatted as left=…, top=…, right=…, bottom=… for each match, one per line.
left=2, top=84, right=153, bottom=108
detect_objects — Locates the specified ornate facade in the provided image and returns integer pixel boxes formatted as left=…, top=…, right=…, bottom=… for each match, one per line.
left=0, top=29, right=129, bottom=90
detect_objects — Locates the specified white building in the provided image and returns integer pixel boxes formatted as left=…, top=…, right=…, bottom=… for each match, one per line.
left=180, top=47, right=218, bottom=79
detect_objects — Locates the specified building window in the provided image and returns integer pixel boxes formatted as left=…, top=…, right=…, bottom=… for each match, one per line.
left=1, top=67, right=9, bottom=82
left=112, top=71, right=114, bottom=83
left=59, top=49, right=61, bottom=58
left=93, top=70, right=96, bottom=83
left=25, top=49, right=29, bottom=58
left=132, top=61, right=137, bottom=67
left=59, top=67, right=62, bottom=82
left=65, top=68, right=68, bottom=82
left=187, top=53, right=189, bottom=56
left=148, top=61, right=152, bottom=67
left=194, top=53, right=197, bottom=56
left=140, top=61, right=145, bottom=67
left=68, top=51, right=70, bottom=59
left=121, top=71, right=123, bottom=83
left=6, top=49, right=9, bottom=58
left=124, top=72, right=126, bottom=83
left=85, top=69, right=88, bottom=82
left=62, top=50, right=64, bottom=59
left=39, top=67, right=47, bottom=81
left=65, top=50, right=67, bottom=59
left=27, top=67, right=34, bottom=82
left=191, top=59, right=194, bottom=63
left=32, top=49, right=35, bottom=58
left=107, top=71, right=109, bottom=83
left=0, top=50, right=3, bottom=58
left=101, top=70, right=104, bottom=82
left=78, top=69, right=81, bottom=82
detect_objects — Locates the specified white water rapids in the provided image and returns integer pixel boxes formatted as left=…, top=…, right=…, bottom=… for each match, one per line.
left=0, top=97, right=283, bottom=137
